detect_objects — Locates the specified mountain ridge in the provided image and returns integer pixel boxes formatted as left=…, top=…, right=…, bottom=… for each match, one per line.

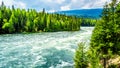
left=55, top=8, right=103, bottom=18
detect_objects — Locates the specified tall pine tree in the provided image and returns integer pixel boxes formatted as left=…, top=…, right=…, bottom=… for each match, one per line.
left=90, top=0, right=120, bottom=67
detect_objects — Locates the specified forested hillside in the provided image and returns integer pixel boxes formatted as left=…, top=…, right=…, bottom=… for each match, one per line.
left=56, top=9, right=102, bottom=19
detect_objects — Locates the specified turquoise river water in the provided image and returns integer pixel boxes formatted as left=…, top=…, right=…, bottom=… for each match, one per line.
left=0, top=27, right=94, bottom=68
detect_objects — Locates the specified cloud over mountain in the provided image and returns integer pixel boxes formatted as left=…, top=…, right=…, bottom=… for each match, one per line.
left=0, top=0, right=111, bottom=12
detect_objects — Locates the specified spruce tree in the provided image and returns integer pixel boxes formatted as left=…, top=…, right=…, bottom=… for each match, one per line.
left=74, top=43, right=88, bottom=68
left=90, top=0, right=120, bottom=67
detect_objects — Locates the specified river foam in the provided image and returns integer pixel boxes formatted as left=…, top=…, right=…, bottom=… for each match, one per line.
left=0, top=27, right=94, bottom=68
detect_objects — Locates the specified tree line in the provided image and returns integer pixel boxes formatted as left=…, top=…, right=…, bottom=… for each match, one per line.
left=74, top=0, right=120, bottom=68
left=0, top=2, right=81, bottom=34
left=0, top=2, right=97, bottom=34
left=81, top=18, right=97, bottom=26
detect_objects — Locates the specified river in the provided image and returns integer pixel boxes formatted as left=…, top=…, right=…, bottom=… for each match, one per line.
left=0, top=27, right=94, bottom=68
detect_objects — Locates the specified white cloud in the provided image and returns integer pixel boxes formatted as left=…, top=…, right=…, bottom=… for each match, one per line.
left=81, top=3, right=93, bottom=9
left=71, top=0, right=77, bottom=3
left=69, top=0, right=111, bottom=9
left=0, top=0, right=113, bottom=11
left=55, top=0, right=65, bottom=4
left=0, top=0, right=14, bottom=6
left=47, top=9, right=56, bottom=13
left=41, top=0, right=65, bottom=4
left=14, top=1, right=26, bottom=9
left=30, top=0, right=112, bottom=11
left=0, top=0, right=26, bottom=9
left=42, top=0, right=52, bottom=3
left=61, top=5, right=70, bottom=10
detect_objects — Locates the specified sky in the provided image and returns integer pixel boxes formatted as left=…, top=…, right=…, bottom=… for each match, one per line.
left=0, top=0, right=111, bottom=12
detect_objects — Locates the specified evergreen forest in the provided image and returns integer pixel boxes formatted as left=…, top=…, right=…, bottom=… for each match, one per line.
left=0, top=2, right=97, bottom=34
left=74, top=0, right=120, bottom=68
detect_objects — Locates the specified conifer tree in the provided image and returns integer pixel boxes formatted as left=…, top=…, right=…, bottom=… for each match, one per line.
left=74, top=43, right=88, bottom=68
left=0, top=1, right=95, bottom=34
left=90, top=0, right=120, bottom=67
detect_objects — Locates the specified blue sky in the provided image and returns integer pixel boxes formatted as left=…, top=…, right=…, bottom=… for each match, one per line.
left=0, top=0, right=111, bottom=12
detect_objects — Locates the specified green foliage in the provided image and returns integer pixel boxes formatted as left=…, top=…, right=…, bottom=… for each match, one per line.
left=0, top=2, right=97, bottom=34
left=87, top=48, right=103, bottom=68
left=73, top=0, right=120, bottom=68
left=89, top=0, right=120, bottom=67
left=2, top=19, right=15, bottom=33
left=0, top=2, right=83, bottom=34
left=81, top=18, right=97, bottom=26
left=74, top=43, right=88, bottom=68
left=91, top=0, right=120, bottom=56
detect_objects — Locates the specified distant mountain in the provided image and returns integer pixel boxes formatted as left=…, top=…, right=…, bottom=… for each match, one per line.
left=55, top=9, right=103, bottom=18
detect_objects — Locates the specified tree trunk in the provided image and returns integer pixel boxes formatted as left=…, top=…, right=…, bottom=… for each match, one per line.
left=103, top=58, right=106, bottom=68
